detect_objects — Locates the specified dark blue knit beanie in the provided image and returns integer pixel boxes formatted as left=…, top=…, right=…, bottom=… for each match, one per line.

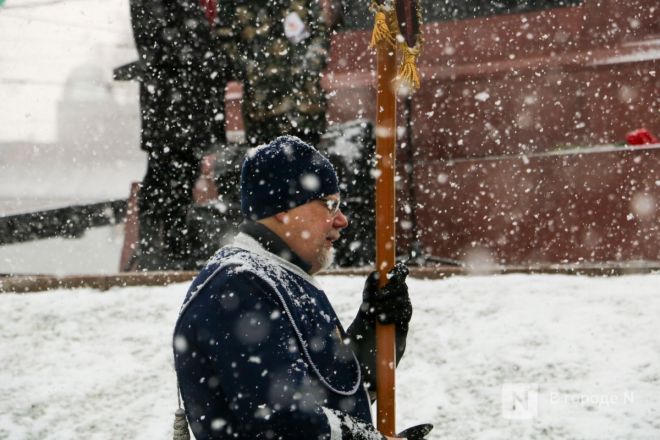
left=240, top=135, right=339, bottom=220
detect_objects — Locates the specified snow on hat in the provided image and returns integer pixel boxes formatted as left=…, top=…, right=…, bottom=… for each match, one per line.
left=240, top=135, right=339, bottom=220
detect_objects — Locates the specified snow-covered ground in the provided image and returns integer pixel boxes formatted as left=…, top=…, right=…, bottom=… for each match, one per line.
left=1, top=274, right=659, bottom=439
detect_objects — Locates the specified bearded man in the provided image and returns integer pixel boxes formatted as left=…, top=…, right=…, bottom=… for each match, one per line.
left=173, top=136, right=431, bottom=439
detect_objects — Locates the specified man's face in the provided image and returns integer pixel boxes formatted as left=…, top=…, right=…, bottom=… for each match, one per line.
left=280, top=193, right=348, bottom=274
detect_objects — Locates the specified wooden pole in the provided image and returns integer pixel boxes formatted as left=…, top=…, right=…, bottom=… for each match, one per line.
left=375, top=40, right=398, bottom=437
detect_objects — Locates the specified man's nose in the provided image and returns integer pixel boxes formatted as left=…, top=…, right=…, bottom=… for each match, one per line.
left=333, top=210, right=349, bottom=229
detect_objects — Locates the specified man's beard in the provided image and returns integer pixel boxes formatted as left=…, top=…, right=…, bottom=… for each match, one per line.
left=315, top=246, right=335, bottom=273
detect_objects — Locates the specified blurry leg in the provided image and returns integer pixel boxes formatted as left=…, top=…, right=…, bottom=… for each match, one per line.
left=161, top=154, right=201, bottom=270
left=136, top=156, right=167, bottom=270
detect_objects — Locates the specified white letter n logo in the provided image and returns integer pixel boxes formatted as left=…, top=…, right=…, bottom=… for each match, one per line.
left=501, top=383, right=539, bottom=420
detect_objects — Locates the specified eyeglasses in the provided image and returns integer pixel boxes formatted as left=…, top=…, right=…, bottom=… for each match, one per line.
left=317, top=197, right=343, bottom=216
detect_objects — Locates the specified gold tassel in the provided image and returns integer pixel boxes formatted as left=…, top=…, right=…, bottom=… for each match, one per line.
left=397, top=43, right=421, bottom=91
left=370, top=9, right=396, bottom=48
left=173, top=408, right=191, bottom=440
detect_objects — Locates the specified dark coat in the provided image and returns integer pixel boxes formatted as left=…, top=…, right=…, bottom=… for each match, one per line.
left=173, top=229, right=395, bottom=439
left=123, top=0, right=227, bottom=156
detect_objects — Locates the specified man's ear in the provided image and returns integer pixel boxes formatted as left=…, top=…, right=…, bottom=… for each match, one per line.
left=274, top=212, right=290, bottom=224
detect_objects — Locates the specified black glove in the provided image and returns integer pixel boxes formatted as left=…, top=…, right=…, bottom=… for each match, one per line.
left=359, top=262, right=412, bottom=330
left=397, top=423, right=434, bottom=439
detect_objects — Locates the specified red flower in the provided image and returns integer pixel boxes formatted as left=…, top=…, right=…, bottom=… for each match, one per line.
left=626, top=128, right=658, bottom=146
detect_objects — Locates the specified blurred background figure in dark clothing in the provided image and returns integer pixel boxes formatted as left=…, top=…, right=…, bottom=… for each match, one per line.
left=119, top=0, right=228, bottom=270
left=118, top=0, right=331, bottom=271
left=217, top=0, right=330, bottom=148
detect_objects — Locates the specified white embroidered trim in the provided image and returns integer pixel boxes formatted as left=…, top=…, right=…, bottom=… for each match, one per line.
left=322, top=407, right=343, bottom=440
left=322, top=407, right=384, bottom=440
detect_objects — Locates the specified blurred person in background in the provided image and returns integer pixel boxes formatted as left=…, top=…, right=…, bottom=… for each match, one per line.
left=118, top=0, right=228, bottom=270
